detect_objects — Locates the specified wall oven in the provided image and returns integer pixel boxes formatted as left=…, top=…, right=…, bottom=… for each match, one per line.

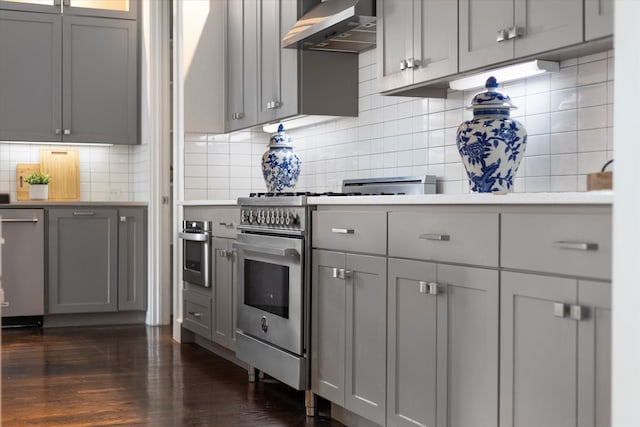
left=179, top=220, right=212, bottom=287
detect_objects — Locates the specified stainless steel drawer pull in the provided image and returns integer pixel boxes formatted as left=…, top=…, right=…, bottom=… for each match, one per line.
left=1, top=301, right=10, bottom=308
left=552, top=241, right=598, bottom=251
left=400, top=59, right=408, bottom=70
left=420, top=233, right=450, bottom=241
left=419, top=281, right=428, bottom=294
left=331, top=228, right=355, bottom=234
left=188, top=311, right=202, bottom=318
left=507, top=26, right=523, bottom=40
left=218, top=249, right=232, bottom=257
left=570, top=305, right=588, bottom=321
left=219, top=221, right=234, bottom=227
left=407, top=57, right=420, bottom=69
left=428, top=282, right=439, bottom=295
left=331, top=268, right=351, bottom=280
left=73, top=211, right=95, bottom=216
left=553, top=302, right=568, bottom=318
left=0, top=218, right=39, bottom=223
left=496, top=28, right=508, bottom=42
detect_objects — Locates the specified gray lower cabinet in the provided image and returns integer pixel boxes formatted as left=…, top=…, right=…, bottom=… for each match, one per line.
left=48, top=207, right=146, bottom=314
left=312, top=249, right=387, bottom=426
left=0, top=9, right=137, bottom=144
left=0, top=209, right=45, bottom=317
left=500, top=271, right=611, bottom=427
left=387, top=258, right=499, bottom=427
left=183, top=287, right=213, bottom=339
left=211, top=237, right=236, bottom=350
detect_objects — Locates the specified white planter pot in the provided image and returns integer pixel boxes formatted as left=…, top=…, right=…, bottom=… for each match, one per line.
left=29, top=184, right=48, bottom=200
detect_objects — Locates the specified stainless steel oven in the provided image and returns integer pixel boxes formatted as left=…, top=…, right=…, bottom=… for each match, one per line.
left=179, top=220, right=211, bottom=287
left=234, top=195, right=312, bottom=406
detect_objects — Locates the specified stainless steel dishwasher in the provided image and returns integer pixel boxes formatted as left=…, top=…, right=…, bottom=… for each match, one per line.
left=0, top=209, right=45, bottom=323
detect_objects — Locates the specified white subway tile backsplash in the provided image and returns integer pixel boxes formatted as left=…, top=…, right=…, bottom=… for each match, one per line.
left=180, top=48, right=614, bottom=198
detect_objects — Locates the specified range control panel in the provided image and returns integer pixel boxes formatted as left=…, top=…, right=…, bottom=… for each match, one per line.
left=239, top=206, right=307, bottom=233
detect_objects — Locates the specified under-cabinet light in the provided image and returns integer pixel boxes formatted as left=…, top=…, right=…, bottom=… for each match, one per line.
left=262, top=115, right=341, bottom=133
left=449, top=60, right=560, bottom=91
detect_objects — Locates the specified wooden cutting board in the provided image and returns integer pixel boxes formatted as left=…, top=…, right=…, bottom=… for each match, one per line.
left=39, top=149, right=80, bottom=201
left=16, top=163, right=41, bottom=201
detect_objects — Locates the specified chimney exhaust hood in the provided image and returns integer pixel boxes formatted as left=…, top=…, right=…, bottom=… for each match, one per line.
left=282, top=0, right=376, bottom=53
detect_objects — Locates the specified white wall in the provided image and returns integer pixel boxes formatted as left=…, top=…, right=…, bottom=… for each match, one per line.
left=183, top=47, right=614, bottom=199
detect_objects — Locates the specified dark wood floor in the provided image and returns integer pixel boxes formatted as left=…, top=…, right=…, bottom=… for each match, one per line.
left=1, top=325, right=344, bottom=427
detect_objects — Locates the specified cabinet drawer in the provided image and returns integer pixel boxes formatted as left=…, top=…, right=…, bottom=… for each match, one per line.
left=312, top=210, right=387, bottom=255
left=212, top=208, right=240, bottom=238
left=183, top=289, right=212, bottom=339
left=388, top=211, right=499, bottom=267
left=501, top=213, right=611, bottom=280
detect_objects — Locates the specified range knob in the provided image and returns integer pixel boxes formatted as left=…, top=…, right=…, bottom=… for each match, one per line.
left=284, top=211, right=291, bottom=226
left=275, top=209, right=282, bottom=225
left=270, top=211, right=276, bottom=225
left=264, top=210, right=271, bottom=225
left=248, top=210, right=254, bottom=224
left=257, top=210, right=264, bottom=224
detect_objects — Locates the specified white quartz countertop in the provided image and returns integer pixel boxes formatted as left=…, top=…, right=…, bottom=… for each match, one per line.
left=308, top=191, right=613, bottom=206
left=179, top=200, right=238, bottom=207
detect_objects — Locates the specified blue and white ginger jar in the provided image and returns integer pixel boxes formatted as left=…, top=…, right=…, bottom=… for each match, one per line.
left=456, top=76, right=527, bottom=193
left=262, top=124, right=301, bottom=192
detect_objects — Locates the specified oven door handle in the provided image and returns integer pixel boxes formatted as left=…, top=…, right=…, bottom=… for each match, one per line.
left=178, top=232, right=210, bottom=242
left=233, top=242, right=299, bottom=258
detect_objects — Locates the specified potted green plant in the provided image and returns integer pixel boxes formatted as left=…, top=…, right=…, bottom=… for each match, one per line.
left=25, top=172, right=51, bottom=200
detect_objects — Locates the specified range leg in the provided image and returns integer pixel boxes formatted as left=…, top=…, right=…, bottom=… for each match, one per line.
left=247, top=365, right=257, bottom=383
left=305, top=390, right=317, bottom=417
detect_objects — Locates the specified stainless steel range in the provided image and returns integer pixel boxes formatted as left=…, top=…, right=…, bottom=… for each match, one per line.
left=234, top=176, right=436, bottom=416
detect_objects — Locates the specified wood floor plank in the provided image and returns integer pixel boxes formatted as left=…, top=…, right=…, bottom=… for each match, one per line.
left=1, top=325, right=342, bottom=427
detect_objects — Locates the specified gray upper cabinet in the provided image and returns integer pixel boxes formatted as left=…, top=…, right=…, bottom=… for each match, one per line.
left=459, top=0, right=583, bottom=72
left=0, top=11, right=62, bottom=142
left=63, top=16, right=137, bottom=144
left=585, top=0, right=614, bottom=41
left=225, top=0, right=258, bottom=132
left=225, top=0, right=358, bottom=132
left=48, top=208, right=119, bottom=314
left=0, top=4, right=137, bottom=144
left=0, top=0, right=137, bottom=19
left=377, top=0, right=457, bottom=96
left=500, top=272, right=611, bottom=427
left=118, top=207, right=147, bottom=311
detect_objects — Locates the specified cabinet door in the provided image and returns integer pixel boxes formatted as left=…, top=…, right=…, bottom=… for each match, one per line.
left=211, top=237, right=234, bottom=349
left=225, top=0, right=258, bottom=132
left=578, top=280, right=611, bottom=427
left=376, top=0, right=414, bottom=93
left=63, top=16, right=137, bottom=144
left=311, top=249, right=346, bottom=406
left=514, top=0, right=583, bottom=58
left=345, top=253, right=387, bottom=426
left=437, top=264, right=499, bottom=427
left=387, top=258, right=437, bottom=427
left=48, top=208, right=118, bottom=313
left=117, top=207, right=147, bottom=311
left=0, top=209, right=44, bottom=317
left=412, top=0, right=458, bottom=84
left=257, top=0, right=298, bottom=123
left=459, top=0, right=513, bottom=72
left=500, top=271, right=578, bottom=427
left=585, top=0, right=613, bottom=41
left=0, top=11, right=62, bottom=142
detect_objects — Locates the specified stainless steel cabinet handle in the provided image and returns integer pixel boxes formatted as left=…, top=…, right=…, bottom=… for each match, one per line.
left=507, top=26, right=523, bottom=40
left=120, top=216, right=127, bottom=223
left=1, top=301, right=9, bottom=308
left=188, top=311, right=202, bottom=318
left=419, top=281, right=428, bottom=294
left=400, top=59, right=408, bottom=70
left=178, top=232, right=209, bottom=242
left=496, top=28, right=508, bottom=42
left=552, top=241, right=598, bottom=251
left=570, top=305, right=588, bottom=321
left=428, top=282, right=439, bottom=295
left=267, top=101, right=281, bottom=110
left=232, top=112, right=245, bottom=120
left=55, top=128, right=62, bottom=135
left=407, top=58, right=420, bottom=69
left=419, top=233, right=450, bottom=241
left=63, top=129, right=71, bottom=135
left=332, top=268, right=340, bottom=279
left=331, top=228, right=354, bottom=234
left=218, top=249, right=232, bottom=257
left=332, top=268, right=351, bottom=280
left=553, top=302, right=568, bottom=318
left=73, top=211, right=95, bottom=216
left=1, top=218, right=39, bottom=223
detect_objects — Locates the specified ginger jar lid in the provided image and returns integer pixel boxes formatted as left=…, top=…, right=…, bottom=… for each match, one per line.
left=468, top=77, right=518, bottom=111
left=268, top=123, right=294, bottom=148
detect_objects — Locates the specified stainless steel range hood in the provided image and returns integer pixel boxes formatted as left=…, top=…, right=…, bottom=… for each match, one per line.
left=282, top=0, right=376, bottom=53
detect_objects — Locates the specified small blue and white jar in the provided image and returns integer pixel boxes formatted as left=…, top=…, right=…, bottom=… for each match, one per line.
left=262, top=124, right=301, bottom=192
left=456, top=77, right=527, bottom=193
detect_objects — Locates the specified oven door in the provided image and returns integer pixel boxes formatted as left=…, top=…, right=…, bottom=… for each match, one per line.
left=179, top=232, right=211, bottom=287
left=235, top=232, right=304, bottom=355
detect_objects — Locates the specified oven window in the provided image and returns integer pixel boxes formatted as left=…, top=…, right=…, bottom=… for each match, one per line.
left=184, top=240, right=202, bottom=271
left=244, top=259, right=289, bottom=319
